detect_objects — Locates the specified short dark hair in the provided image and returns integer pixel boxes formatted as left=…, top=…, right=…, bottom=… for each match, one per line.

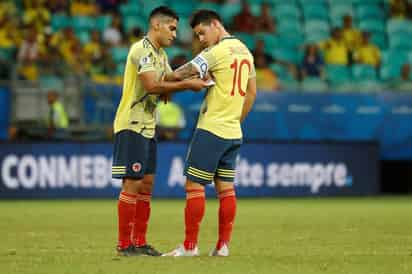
left=149, top=6, right=179, bottom=21
left=190, top=10, right=222, bottom=28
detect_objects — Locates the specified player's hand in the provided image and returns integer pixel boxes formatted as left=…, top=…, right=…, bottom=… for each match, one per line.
left=186, top=78, right=209, bottom=92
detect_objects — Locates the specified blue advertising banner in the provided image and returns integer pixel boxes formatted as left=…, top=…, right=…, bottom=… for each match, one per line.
left=0, top=142, right=379, bottom=199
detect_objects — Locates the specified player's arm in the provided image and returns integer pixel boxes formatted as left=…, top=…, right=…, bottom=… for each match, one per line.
left=165, top=62, right=200, bottom=81
left=139, top=71, right=207, bottom=94
left=240, top=76, right=257, bottom=123
left=166, top=51, right=216, bottom=81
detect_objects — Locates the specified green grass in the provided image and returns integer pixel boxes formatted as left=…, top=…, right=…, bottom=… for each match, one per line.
left=1, top=197, right=412, bottom=274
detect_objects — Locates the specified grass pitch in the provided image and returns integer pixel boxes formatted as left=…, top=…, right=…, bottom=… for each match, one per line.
left=1, top=197, right=411, bottom=274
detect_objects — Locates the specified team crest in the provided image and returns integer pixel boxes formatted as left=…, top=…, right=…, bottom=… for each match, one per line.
left=132, top=162, right=142, bottom=173
left=140, top=53, right=152, bottom=66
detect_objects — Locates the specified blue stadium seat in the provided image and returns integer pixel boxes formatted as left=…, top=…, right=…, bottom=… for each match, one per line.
left=356, top=5, right=385, bottom=20
left=358, top=19, right=385, bottom=33
left=302, top=4, right=329, bottom=21
left=304, top=20, right=330, bottom=34
left=301, top=77, right=329, bottom=92
left=123, top=16, right=147, bottom=32
left=51, top=14, right=71, bottom=31
left=370, top=32, right=387, bottom=49
left=388, top=33, right=412, bottom=50
left=95, top=15, right=112, bottom=32
left=272, top=4, right=301, bottom=20
left=111, top=47, right=129, bottom=63
left=387, top=19, right=412, bottom=34
left=326, top=65, right=351, bottom=85
left=71, top=16, right=95, bottom=32
left=271, top=48, right=300, bottom=64
left=119, top=3, right=140, bottom=17
left=277, top=20, right=302, bottom=36
left=220, top=3, right=242, bottom=25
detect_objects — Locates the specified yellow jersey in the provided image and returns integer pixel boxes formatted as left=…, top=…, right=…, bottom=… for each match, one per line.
left=190, top=37, right=255, bottom=139
left=114, top=37, right=172, bottom=138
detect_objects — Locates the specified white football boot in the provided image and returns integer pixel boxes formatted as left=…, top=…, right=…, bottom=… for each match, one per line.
left=209, top=244, right=229, bottom=257
left=162, top=245, right=199, bottom=257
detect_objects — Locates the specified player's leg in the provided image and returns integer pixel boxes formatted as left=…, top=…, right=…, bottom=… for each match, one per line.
left=210, top=140, right=241, bottom=257
left=112, top=130, right=149, bottom=256
left=163, top=129, right=221, bottom=257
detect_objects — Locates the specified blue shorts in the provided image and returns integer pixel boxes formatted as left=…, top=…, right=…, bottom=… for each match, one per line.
left=112, top=130, right=156, bottom=179
left=184, top=128, right=242, bottom=185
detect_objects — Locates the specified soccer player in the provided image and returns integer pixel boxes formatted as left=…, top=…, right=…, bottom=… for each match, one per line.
left=112, top=6, right=208, bottom=256
left=163, top=10, right=257, bottom=257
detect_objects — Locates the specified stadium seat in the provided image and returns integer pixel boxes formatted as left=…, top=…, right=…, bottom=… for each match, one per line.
left=123, top=16, right=147, bottom=32
left=271, top=48, right=300, bottom=64
left=387, top=19, right=412, bottom=34
left=301, top=77, right=329, bottom=92
left=51, top=14, right=71, bottom=31
left=76, top=31, right=90, bottom=44
left=165, top=46, right=187, bottom=61
left=111, top=47, right=129, bottom=63
left=269, top=63, right=294, bottom=80
left=370, top=32, right=387, bottom=49
left=278, top=20, right=303, bottom=36
left=299, top=0, right=327, bottom=4
left=0, top=47, right=16, bottom=62
left=255, top=33, right=278, bottom=51
left=233, top=32, right=256, bottom=50
left=195, top=2, right=221, bottom=13
left=356, top=80, right=384, bottom=93
left=95, top=15, right=112, bottom=32
left=119, top=3, right=140, bottom=17
left=169, top=1, right=194, bottom=17
left=356, top=5, right=385, bottom=20
left=352, top=64, right=377, bottom=80
left=326, top=65, right=351, bottom=85
left=304, top=20, right=330, bottom=34
left=358, top=19, right=385, bottom=33
left=72, top=16, right=95, bottom=32
left=388, top=33, right=412, bottom=50
left=277, top=34, right=304, bottom=49
left=220, top=3, right=241, bottom=25
left=272, top=4, right=301, bottom=20
left=302, top=5, right=329, bottom=21
left=305, top=32, right=329, bottom=43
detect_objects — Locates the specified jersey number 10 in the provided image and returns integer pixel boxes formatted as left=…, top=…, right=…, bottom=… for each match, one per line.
left=230, top=58, right=251, bottom=96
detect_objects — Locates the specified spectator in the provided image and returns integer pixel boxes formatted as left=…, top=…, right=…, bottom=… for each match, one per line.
left=390, top=0, right=408, bottom=18
left=47, top=0, right=69, bottom=14
left=301, top=44, right=324, bottom=79
left=353, top=32, right=381, bottom=68
left=232, top=1, right=256, bottom=33
left=319, top=27, right=349, bottom=66
left=256, top=3, right=275, bottom=33
left=390, top=63, right=412, bottom=91
left=170, top=54, right=188, bottom=70
left=255, top=54, right=280, bottom=91
left=127, top=27, right=143, bottom=44
left=156, top=100, right=186, bottom=141
left=96, top=0, right=119, bottom=13
left=46, top=90, right=69, bottom=139
left=71, top=0, right=99, bottom=16
left=103, top=14, right=123, bottom=46
left=23, top=0, right=50, bottom=32
left=342, top=15, right=361, bottom=52
left=17, top=27, right=40, bottom=81
left=83, top=30, right=103, bottom=63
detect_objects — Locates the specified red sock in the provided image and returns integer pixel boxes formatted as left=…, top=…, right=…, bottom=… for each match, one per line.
left=216, top=188, right=236, bottom=250
left=132, top=191, right=151, bottom=247
left=184, top=188, right=205, bottom=250
left=117, top=191, right=137, bottom=249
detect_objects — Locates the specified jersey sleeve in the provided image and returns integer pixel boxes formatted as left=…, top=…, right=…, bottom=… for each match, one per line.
left=130, top=47, right=156, bottom=74
left=189, top=47, right=218, bottom=78
left=249, top=56, right=256, bottom=79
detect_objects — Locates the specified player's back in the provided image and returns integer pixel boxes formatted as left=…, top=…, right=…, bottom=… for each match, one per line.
left=197, top=37, right=255, bottom=139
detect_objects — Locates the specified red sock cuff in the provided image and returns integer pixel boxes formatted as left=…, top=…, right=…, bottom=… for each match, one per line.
left=119, top=192, right=137, bottom=204
left=218, top=188, right=236, bottom=200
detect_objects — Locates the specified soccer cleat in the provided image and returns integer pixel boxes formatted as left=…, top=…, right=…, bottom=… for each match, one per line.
left=134, top=244, right=162, bottom=256
left=162, top=245, right=199, bottom=257
left=209, top=244, right=229, bottom=257
left=117, top=245, right=141, bottom=256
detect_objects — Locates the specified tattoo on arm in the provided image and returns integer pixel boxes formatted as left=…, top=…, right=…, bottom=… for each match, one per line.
left=174, top=62, right=199, bottom=80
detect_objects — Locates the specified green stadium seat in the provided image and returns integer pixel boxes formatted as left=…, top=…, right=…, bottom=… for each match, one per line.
left=387, top=19, right=412, bottom=34
left=255, top=33, right=278, bottom=50
left=95, top=15, right=112, bottom=32
left=330, top=4, right=353, bottom=22
left=300, top=0, right=327, bottom=4
left=220, top=4, right=241, bottom=25
left=234, top=32, right=256, bottom=50
left=356, top=5, right=385, bottom=19
left=76, top=31, right=90, bottom=44
left=169, top=1, right=194, bottom=17
left=277, top=34, right=304, bottom=49
left=142, top=1, right=167, bottom=18
left=111, top=47, right=129, bottom=63
left=380, top=50, right=409, bottom=80
left=51, top=14, right=71, bottom=31
left=388, top=33, right=412, bottom=50
left=123, top=16, right=147, bottom=32
left=302, top=4, right=329, bottom=21
left=165, top=46, right=186, bottom=61
left=273, top=4, right=301, bottom=19
left=352, top=64, right=377, bottom=80
left=119, top=3, right=140, bottom=17
left=301, top=77, right=329, bottom=92
left=358, top=19, right=385, bottom=33
left=116, top=63, right=125, bottom=76
left=370, top=32, right=387, bottom=49
left=305, top=32, right=329, bottom=43
left=278, top=20, right=302, bottom=35
left=72, top=16, right=95, bottom=32
left=380, top=65, right=399, bottom=81
left=271, top=48, right=300, bottom=64
left=0, top=47, right=16, bottom=61
left=195, top=2, right=221, bottom=13
left=249, top=3, right=262, bottom=16
left=269, top=63, right=294, bottom=80
left=326, top=65, right=351, bottom=85
left=304, top=20, right=330, bottom=34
